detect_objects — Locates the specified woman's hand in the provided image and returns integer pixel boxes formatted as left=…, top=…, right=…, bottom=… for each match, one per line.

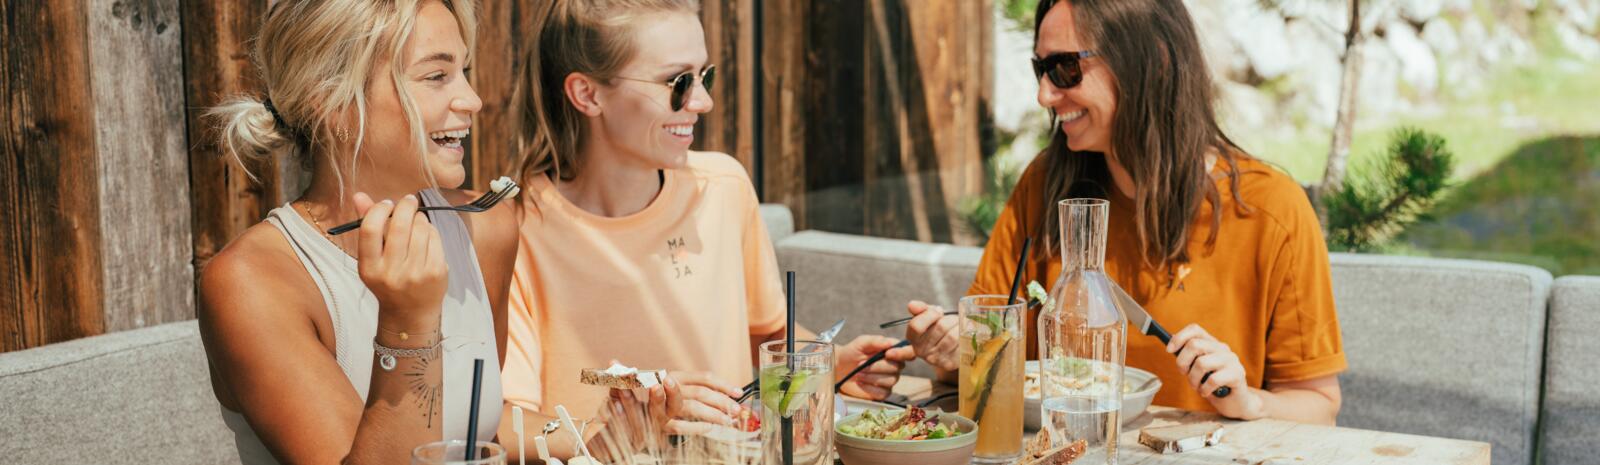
left=904, top=301, right=961, bottom=373
left=835, top=335, right=915, bottom=400
left=662, top=371, right=743, bottom=426
left=353, top=193, right=448, bottom=329
left=1168, top=324, right=1264, bottom=420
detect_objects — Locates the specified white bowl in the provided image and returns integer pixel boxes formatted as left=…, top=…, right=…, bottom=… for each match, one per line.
left=1023, top=360, right=1161, bottom=430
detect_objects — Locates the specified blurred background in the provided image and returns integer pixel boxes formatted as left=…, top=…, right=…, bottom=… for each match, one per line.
left=2, top=0, right=1597, bottom=351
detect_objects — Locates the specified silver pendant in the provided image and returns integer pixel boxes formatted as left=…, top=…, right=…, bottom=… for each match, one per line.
left=379, top=353, right=398, bottom=371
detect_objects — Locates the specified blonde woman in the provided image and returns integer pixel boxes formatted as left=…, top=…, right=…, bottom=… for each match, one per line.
left=497, top=0, right=914, bottom=458
left=197, top=1, right=521, bottom=463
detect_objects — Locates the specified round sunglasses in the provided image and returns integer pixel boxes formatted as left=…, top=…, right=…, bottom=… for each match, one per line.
left=614, top=65, right=717, bottom=112
left=1031, top=51, right=1096, bottom=89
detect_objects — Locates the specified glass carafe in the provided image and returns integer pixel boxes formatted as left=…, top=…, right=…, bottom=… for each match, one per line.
left=1038, top=198, right=1127, bottom=464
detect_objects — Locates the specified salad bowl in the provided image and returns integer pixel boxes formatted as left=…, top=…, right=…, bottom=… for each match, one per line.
left=834, top=407, right=977, bottom=465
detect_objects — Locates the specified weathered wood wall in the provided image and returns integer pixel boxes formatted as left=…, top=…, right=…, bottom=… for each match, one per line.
left=2, top=0, right=195, bottom=352
left=0, top=0, right=991, bottom=352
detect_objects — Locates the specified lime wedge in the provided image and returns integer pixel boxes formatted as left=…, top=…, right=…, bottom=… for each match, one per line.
left=760, top=365, right=814, bottom=418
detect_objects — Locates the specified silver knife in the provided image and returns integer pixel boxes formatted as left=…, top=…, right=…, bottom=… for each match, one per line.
left=1111, top=284, right=1172, bottom=344
left=736, top=318, right=850, bottom=401
left=1111, top=284, right=1230, bottom=397
left=817, top=318, right=847, bottom=344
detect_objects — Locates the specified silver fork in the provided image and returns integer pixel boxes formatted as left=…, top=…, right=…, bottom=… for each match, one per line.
left=326, top=180, right=519, bottom=236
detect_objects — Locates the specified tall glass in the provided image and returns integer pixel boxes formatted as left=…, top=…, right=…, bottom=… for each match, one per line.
left=1040, top=198, right=1127, bottom=464
left=758, top=340, right=834, bottom=465
left=959, top=294, right=1026, bottom=463
left=411, top=440, right=505, bottom=465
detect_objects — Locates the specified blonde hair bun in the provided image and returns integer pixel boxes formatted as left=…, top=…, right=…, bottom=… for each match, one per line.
left=210, top=97, right=299, bottom=162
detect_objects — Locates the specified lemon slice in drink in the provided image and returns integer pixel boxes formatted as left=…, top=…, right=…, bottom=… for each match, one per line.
left=965, top=330, right=1013, bottom=401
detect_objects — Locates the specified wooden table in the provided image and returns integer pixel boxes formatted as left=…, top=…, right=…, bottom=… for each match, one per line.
left=887, top=377, right=1490, bottom=465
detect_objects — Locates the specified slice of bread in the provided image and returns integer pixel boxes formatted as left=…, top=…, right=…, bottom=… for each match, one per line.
left=1016, top=435, right=1086, bottom=465
left=579, top=364, right=664, bottom=389
left=1137, top=421, right=1225, bottom=454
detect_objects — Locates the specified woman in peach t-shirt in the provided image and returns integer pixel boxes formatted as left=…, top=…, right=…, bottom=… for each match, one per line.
left=495, top=0, right=915, bottom=459
left=902, top=0, right=1346, bottom=425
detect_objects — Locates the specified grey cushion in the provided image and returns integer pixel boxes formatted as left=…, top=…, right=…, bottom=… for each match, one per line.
left=774, top=231, right=982, bottom=378
left=0, top=320, right=239, bottom=464
left=760, top=203, right=796, bottom=244
left=1331, top=253, right=1551, bottom=465
left=1539, top=276, right=1600, bottom=465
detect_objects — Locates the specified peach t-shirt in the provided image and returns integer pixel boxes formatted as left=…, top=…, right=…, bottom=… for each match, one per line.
left=501, top=151, right=787, bottom=419
left=968, top=153, right=1347, bottom=413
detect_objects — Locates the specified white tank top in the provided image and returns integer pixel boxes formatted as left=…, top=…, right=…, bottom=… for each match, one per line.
left=220, top=189, right=502, bottom=464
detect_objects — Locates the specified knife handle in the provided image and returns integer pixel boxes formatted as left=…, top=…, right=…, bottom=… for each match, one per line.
left=1154, top=321, right=1230, bottom=398
left=1149, top=320, right=1173, bottom=345
left=1198, top=372, right=1233, bottom=398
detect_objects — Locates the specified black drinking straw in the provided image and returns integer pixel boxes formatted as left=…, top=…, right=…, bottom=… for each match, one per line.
left=782, top=271, right=796, bottom=465
left=973, top=238, right=1031, bottom=423
left=465, top=358, right=485, bottom=461
left=1006, top=238, right=1032, bottom=305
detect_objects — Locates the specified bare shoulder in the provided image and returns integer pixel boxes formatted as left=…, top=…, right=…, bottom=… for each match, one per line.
left=438, top=188, right=520, bottom=256
left=198, top=223, right=320, bottom=323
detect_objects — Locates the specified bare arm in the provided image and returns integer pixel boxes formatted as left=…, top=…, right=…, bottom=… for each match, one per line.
left=1247, top=376, right=1342, bottom=425
left=1169, top=324, right=1342, bottom=424
left=198, top=194, right=452, bottom=464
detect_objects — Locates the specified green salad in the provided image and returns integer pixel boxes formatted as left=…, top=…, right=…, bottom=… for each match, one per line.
left=837, top=407, right=963, bottom=441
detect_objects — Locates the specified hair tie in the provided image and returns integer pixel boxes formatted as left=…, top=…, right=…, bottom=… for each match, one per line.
left=262, top=98, right=292, bottom=131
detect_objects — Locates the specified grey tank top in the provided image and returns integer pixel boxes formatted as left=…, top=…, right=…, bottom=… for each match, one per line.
left=220, top=189, right=502, bottom=464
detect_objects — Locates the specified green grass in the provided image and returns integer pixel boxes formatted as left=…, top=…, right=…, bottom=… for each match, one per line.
left=1399, top=136, right=1600, bottom=275
left=1237, top=57, right=1600, bottom=186
left=1234, top=52, right=1600, bottom=276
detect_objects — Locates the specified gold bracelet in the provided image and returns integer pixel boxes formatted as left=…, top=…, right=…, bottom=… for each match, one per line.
left=377, top=325, right=440, bottom=343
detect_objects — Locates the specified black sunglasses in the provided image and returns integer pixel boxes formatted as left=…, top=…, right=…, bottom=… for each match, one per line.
left=615, top=65, right=717, bottom=112
left=1031, top=51, right=1096, bottom=89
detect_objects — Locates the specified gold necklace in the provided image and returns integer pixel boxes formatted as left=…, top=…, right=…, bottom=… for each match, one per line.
left=295, top=201, right=330, bottom=237
left=297, top=202, right=359, bottom=258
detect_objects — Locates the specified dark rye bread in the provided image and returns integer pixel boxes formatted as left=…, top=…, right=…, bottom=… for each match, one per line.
left=1016, top=433, right=1087, bottom=465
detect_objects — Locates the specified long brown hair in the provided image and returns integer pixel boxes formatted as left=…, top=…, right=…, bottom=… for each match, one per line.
left=1031, top=0, right=1249, bottom=276
left=512, top=0, right=700, bottom=188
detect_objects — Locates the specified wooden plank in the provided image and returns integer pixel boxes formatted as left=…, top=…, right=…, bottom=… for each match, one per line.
left=1117, top=408, right=1491, bottom=465
left=179, top=0, right=275, bottom=281
left=0, top=0, right=107, bottom=351
left=865, top=0, right=936, bottom=243
left=802, top=0, right=866, bottom=235
left=88, top=0, right=195, bottom=331
left=896, top=378, right=1490, bottom=465
left=466, top=0, right=527, bottom=190
left=905, top=0, right=988, bottom=246
left=700, top=0, right=727, bottom=159
left=759, top=0, right=808, bottom=225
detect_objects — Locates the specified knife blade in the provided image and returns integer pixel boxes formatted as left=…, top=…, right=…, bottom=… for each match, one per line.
left=817, top=318, right=847, bottom=344
left=1110, top=284, right=1231, bottom=398
left=1111, top=284, right=1172, bottom=344
left=735, top=318, right=850, bottom=402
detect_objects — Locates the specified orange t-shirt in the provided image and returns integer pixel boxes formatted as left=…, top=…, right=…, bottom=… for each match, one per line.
left=500, top=151, right=787, bottom=419
left=968, top=153, right=1347, bottom=412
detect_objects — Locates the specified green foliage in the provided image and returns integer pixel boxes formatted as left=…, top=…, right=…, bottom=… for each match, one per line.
left=999, top=0, right=1040, bottom=31
left=958, top=155, right=1025, bottom=245
left=1400, top=136, right=1600, bottom=275
left=1324, top=128, right=1457, bottom=252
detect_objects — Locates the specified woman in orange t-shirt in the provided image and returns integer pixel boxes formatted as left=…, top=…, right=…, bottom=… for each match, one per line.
left=901, top=0, right=1346, bottom=424
left=495, top=0, right=915, bottom=459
